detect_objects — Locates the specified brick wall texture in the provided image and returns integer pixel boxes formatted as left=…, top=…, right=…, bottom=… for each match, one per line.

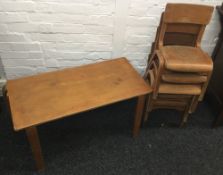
left=0, top=0, right=221, bottom=79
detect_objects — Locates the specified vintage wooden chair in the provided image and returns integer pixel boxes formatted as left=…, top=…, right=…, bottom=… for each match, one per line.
left=144, top=3, right=214, bottom=126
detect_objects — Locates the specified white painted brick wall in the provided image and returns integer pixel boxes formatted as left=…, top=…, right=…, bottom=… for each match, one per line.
left=0, top=0, right=221, bottom=79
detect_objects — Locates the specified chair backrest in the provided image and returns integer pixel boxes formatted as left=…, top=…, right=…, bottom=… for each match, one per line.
left=158, top=3, right=214, bottom=48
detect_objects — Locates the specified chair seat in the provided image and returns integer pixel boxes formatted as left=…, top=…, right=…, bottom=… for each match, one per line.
left=160, top=46, right=213, bottom=72
left=159, top=83, right=201, bottom=95
left=147, top=68, right=202, bottom=95
left=162, top=72, right=207, bottom=84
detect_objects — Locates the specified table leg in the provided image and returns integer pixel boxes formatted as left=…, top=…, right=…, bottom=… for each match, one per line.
left=25, top=126, right=45, bottom=171
left=133, top=95, right=146, bottom=137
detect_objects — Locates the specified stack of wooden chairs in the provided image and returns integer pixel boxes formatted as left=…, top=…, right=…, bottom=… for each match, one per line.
left=143, top=3, right=214, bottom=126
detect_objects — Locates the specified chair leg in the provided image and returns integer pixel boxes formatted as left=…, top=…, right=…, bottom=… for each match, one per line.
left=144, top=109, right=150, bottom=123
left=180, top=105, right=190, bottom=127
left=189, top=96, right=199, bottom=114
left=143, top=102, right=150, bottom=122
left=143, top=95, right=153, bottom=123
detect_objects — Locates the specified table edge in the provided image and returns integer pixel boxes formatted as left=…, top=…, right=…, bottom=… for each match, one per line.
left=13, top=90, right=151, bottom=131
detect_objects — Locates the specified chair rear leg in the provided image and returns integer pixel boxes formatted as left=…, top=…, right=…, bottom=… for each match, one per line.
left=180, top=104, right=190, bottom=127
left=143, top=95, right=153, bottom=122
left=189, top=96, right=199, bottom=114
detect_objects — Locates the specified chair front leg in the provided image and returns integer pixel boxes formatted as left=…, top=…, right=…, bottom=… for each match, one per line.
left=143, top=94, right=153, bottom=122
left=199, top=71, right=212, bottom=101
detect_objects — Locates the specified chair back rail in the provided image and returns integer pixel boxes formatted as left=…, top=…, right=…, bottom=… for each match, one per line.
left=158, top=3, right=214, bottom=48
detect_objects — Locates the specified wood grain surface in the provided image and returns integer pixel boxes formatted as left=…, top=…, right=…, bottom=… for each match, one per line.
left=7, top=58, right=152, bottom=131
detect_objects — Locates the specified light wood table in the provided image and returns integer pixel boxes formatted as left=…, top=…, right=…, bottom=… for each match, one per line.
left=6, top=58, right=152, bottom=171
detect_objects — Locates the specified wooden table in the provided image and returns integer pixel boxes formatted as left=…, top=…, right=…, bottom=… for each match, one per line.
left=6, top=58, right=152, bottom=171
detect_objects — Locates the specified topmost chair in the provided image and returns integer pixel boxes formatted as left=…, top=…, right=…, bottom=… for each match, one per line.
left=147, top=3, right=214, bottom=73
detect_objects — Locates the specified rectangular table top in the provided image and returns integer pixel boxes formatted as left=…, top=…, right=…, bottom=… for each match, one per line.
left=7, top=58, right=152, bottom=131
